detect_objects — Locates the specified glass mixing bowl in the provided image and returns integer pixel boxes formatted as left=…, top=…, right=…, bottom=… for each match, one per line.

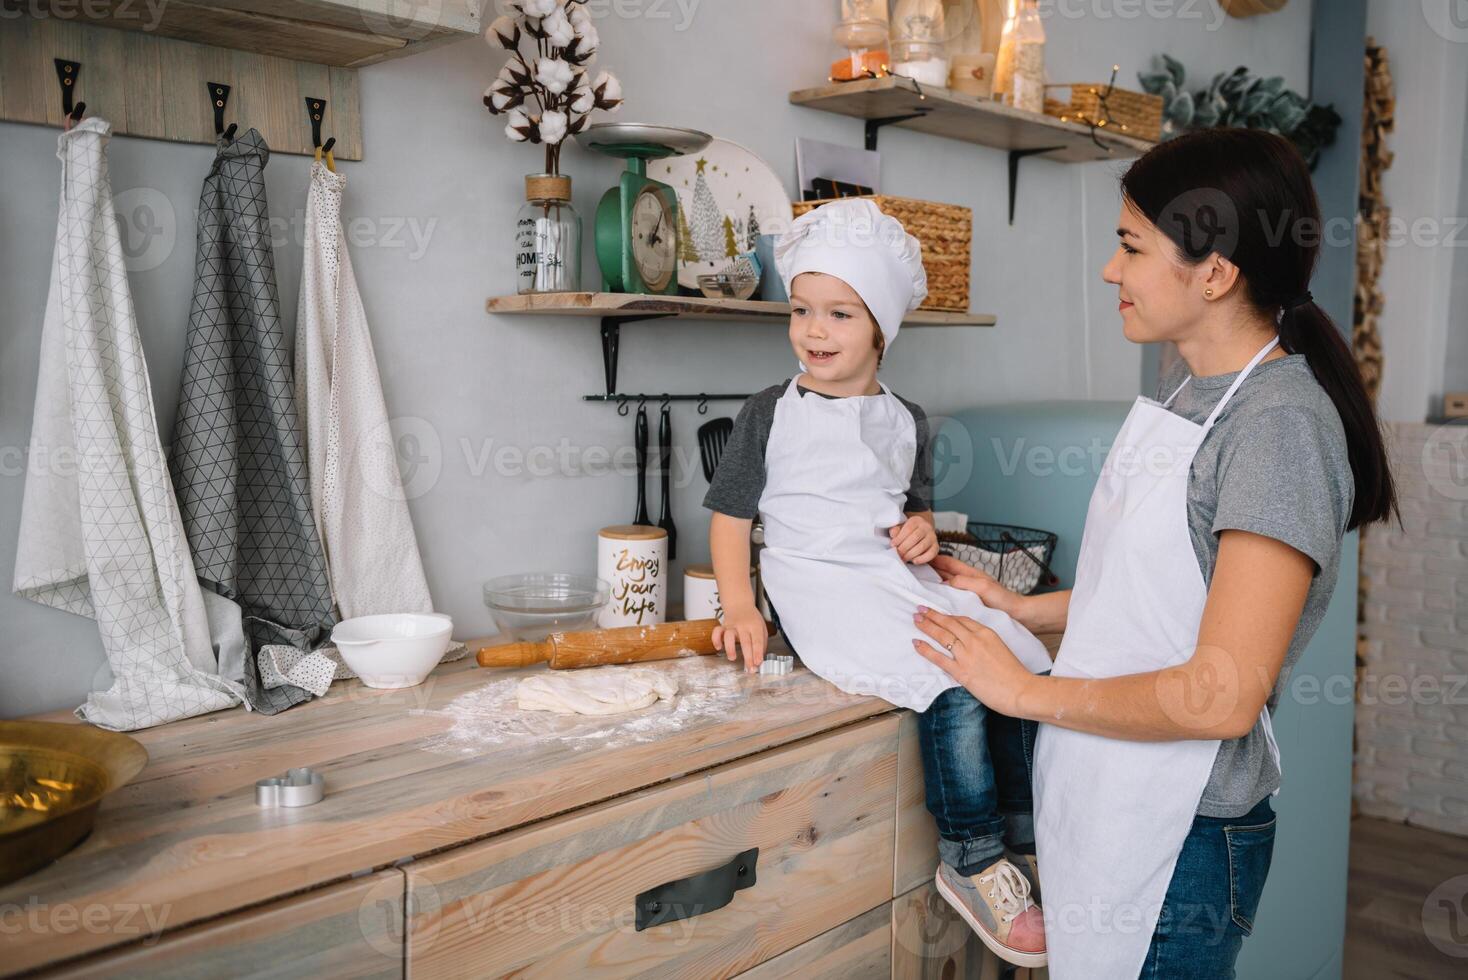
left=482, top=573, right=610, bottom=642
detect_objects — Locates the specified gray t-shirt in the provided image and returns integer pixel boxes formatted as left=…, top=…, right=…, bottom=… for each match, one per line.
left=1159, top=353, right=1354, bottom=817
left=701, top=378, right=933, bottom=519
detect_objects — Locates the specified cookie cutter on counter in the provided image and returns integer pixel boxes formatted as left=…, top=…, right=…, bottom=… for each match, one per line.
left=758, top=654, right=795, bottom=676
left=255, top=767, right=325, bottom=808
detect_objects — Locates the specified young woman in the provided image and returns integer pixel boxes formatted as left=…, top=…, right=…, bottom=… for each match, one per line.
left=910, top=128, right=1396, bottom=979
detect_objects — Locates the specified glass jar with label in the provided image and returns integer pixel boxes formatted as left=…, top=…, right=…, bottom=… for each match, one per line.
left=516, top=173, right=581, bottom=294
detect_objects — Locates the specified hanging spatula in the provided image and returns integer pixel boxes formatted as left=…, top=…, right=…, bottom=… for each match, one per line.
left=657, top=401, right=677, bottom=559
left=633, top=401, right=651, bottom=526
left=697, top=416, right=734, bottom=483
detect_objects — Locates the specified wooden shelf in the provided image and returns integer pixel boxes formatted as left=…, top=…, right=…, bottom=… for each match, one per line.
left=486, top=292, right=996, bottom=328
left=489, top=292, right=995, bottom=399
left=788, top=76, right=1156, bottom=162
left=29, top=0, right=480, bottom=68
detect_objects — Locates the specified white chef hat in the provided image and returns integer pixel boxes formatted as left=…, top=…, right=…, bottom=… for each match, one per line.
left=774, top=198, right=928, bottom=353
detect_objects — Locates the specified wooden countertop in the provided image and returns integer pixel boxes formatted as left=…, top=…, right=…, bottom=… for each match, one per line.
left=1, top=638, right=890, bottom=974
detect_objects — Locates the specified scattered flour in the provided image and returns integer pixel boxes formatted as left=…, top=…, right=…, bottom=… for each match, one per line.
left=415, top=659, right=758, bottom=757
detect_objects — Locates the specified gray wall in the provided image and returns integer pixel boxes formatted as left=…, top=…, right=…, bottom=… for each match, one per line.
left=1, top=1, right=1312, bottom=717
left=1446, top=87, right=1468, bottom=399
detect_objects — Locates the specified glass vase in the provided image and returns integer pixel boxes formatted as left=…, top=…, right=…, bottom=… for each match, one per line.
left=516, top=173, right=581, bottom=294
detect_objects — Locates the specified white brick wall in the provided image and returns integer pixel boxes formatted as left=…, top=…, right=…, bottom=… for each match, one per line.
left=1355, top=422, right=1468, bottom=836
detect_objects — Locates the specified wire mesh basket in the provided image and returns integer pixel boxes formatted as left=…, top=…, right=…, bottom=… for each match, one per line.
left=937, top=522, right=1059, bottom=595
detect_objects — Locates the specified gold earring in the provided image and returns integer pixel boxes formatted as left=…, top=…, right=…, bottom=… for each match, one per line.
left=1204, top=288, right=1214, bottom=297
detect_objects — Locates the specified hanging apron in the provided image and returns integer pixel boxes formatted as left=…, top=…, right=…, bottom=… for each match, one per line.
left=13, top=118, right=244, bottom=730
left=756, top=378, right=1053, bottom=712
left=171, top=129, right=337, bottom=714
left=1032, top=338, right=1284, bottom=979
left=295, top=161, right=433, bottom=620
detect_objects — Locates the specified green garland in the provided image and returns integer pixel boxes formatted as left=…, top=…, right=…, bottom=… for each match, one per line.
left=1138, top=55, right=1341, bottom=170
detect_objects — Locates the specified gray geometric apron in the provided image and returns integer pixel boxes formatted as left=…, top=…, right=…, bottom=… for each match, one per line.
left=171, top=129, right=336, bottom=714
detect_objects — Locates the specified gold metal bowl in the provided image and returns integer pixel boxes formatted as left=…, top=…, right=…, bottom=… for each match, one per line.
left=0, top=721, right=148, bottom=885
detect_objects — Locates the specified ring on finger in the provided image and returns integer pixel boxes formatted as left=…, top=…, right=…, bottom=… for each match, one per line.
left=923, top=621, right=958, bottom=652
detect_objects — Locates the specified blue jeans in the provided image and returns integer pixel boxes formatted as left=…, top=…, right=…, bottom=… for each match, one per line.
left=918, top=685, right=1039, bottom=875
left=1140, top=795, right=1277, bottom=979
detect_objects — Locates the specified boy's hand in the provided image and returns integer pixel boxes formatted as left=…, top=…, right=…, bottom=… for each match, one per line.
left=712, top=604, right=769, bottom=672
left=890, top=515, right=939, bottom=565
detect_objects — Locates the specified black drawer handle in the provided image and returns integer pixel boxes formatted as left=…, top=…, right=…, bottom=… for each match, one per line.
left=635, top=847, right=758, bottom=932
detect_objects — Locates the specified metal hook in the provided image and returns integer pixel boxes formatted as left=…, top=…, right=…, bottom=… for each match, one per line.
left=660, top=393, right=672, bottom=410
left=617, top=397, right=630, bottom=417
left=697, top=395, right=709, bottom=415
left=305, top=97, right=326, bottom=147
left=207, top=82, right=234, bottom=141
left=54, top=60, right=84, bottom=124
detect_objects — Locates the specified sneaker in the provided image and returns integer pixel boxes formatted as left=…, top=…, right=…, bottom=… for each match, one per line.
left=1005, top=849, right=1041, bottom=905
left=935, top=858, right=1047, bottom=968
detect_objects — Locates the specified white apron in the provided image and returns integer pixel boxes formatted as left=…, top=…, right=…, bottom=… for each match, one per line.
left=1032, top=338, right=1284, bottom=979
left=294, top=161, right=433, bottom=620
left=13, top=118, right=243, bottom=730
left=756, top=378, right=1052, bottom=712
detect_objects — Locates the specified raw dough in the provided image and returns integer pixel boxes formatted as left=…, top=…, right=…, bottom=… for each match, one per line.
left=516, top=667, right=679, bottom=716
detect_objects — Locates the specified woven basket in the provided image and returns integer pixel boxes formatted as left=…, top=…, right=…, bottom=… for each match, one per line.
left=1044, top=84, right=1162, bottom=143
left=936, top=523, right=1058, bottom=595
left=790, top=196, right=971, bottom=313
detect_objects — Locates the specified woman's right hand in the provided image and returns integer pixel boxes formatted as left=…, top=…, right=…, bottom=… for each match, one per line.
left=712, top=604, right=769, bottom=672
left=931, top=554, right=1027, bottom=621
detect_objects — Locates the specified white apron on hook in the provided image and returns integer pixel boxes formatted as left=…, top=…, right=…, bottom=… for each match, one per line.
left=295, top=161, right=433, bottom=620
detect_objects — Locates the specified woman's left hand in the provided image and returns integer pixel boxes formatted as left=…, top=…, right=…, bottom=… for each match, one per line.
left=912, top=605, right=1037, bottom=718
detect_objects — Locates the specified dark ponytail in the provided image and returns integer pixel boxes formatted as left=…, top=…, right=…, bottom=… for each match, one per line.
left=1120, top=128, right=1397, bottom=530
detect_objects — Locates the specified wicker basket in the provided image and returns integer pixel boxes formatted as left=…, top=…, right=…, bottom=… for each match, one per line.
left=790, top=196, right=972, bottom=313
left=1044, top=83, right=1162, bottom=143
left=937, top=522, right=1058, bottom=596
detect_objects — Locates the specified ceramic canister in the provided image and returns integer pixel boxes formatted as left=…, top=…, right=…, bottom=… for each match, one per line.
left=597, top=524, right=667, bottom=628
left=683, top=564, right=721, bottom=621
left=684, top=563, right=758, bottom=623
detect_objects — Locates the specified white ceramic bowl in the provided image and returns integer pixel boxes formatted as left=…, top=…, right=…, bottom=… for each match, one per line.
left=332, top=613, right=453, bottom=689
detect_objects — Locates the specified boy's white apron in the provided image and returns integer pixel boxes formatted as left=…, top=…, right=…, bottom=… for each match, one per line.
left=1033, top=338, right=1284, bottom=979
left=756, top=378, right=1052, bottom=712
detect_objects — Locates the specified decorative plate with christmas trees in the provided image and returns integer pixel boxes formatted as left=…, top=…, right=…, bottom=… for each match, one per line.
left=649, top=138, right=794, bottom=292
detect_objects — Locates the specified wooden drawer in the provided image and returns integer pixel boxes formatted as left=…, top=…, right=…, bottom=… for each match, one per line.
left=404, top=715, right=899, bottom=977
left=894, top=711, right=942, bottom=897
left=738, top=879, right=1051, bottom=980
left=737, top=902, right=892, bottom=979
left=34, top=869, right=405, bottom=979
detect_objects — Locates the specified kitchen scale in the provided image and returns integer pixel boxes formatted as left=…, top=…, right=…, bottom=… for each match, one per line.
left=577, top=123, right=711, bottom=295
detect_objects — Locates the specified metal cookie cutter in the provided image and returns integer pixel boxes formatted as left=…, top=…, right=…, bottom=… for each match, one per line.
left=255, top=767, right=325, bottom=808
left=758, top=654, right=795, bottom=676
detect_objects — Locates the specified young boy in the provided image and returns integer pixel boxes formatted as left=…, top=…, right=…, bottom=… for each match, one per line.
left=701, top=199, right=1052, bottom=968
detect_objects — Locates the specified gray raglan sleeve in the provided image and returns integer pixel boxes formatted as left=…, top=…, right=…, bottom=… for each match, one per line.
left=701, top=385, right=780, bottom=519
left=1210, top=405, right=1351, bottom=573
left=898, top=395, right=934, bottom=513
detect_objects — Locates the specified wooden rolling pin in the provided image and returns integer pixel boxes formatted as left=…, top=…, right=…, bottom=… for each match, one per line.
left=476, top=618, right=776, bottom=669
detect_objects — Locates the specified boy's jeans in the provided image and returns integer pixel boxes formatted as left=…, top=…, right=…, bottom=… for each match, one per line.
left=918, top=685, right=1040, bottom=876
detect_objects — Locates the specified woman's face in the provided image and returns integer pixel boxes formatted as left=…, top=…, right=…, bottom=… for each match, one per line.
left=1102, top=199, right=1210, bottom=345
left=788, top=272, right=882, bottom=378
